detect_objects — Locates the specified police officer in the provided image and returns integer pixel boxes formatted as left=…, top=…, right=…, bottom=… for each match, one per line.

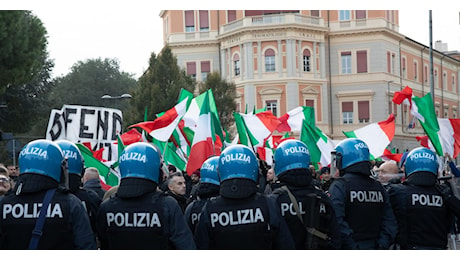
left=56, top=140, right=102, bottom=240
left=96, top=142, right=196, bottom=249
left=270, top=140, right=341, bottom=249
left=194, top=144, right=295, bottom=249
left=0, top=139, right=96, bottom=249
left=388, top=147, right=456, bottom=249
left=328, top=138, right=397, bottom=249
left=184, top=156, right=220, bottom=235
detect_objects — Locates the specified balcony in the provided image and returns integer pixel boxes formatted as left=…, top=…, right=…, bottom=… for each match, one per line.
left=221, top=13, right=325, bottom=35
left=166, top=30, right=219, bottom=45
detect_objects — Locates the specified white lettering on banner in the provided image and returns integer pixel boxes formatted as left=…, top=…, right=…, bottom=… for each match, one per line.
left=409, top=152, right=435, bottom=162
left=20, top=147, right=47, bottom=159
left=350, top=190, right=383, bottom=203
left=210, top=208, right=264, bottom=227
left=220, top=153, right=251, bottom=165
left=45, top=105, right=123, bottom=161
left=119, top=152, right=146, bottom=163
left=283, top=146, right=309, bottom=156
left=280, top=202, right=306, bottom=216
left=191, top=212, right=201, bottom=225
left=106, top=212, right=161, bottom=227
left=411, top=194, right=443, bottom=207
left=2, top=203, right=63, bottom=219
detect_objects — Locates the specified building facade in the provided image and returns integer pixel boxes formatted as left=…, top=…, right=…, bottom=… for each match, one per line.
left=160, top=10, right=460, bottom=153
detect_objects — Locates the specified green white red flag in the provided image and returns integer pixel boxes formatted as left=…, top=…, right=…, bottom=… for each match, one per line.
left=277, top=106, right=315, bottom=133
left=234, top=110, right=281, bottom=148
left=300, top=119, right=335, bottom=167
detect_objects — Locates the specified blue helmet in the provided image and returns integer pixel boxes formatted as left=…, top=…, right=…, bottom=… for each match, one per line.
left=273, top=139, right=310, bottom=176
left=19, top=139, right=64, bottom=182
left=119, top=142, right=161, bottom=183
left=334, top=138, right=370, bottom=170
left=218, top=144, right=259, bottom=183
left=55, top=140, right=84, bottom=175
left=404, top=147, right=438, bottom=177
left=200, top=156, right=220, bottom=186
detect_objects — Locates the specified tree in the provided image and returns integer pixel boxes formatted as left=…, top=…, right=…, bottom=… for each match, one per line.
left=0, top=11, right=48, bottom=94
left=124, top=45, right=195, bottom=126
left=198, top=71, right=237, bottom=132
left=48, top=58, right=137, bottom=111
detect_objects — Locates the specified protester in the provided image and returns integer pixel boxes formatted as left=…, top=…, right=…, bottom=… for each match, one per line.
left=82, top=167, right=106, bottom=200
left=194, top=144, right=295, bottom=249
left=270, top=140, right=340, bottom=249
left=0, top=139, right=96, bottom=249
left=96, top=142, right=195, bottom=249
left=184, top=156, right=220, bottom=235
left=328, top=138, right=397, bottom=249
left=319, top=166, right=334, bottom=192
left=0, top=166, right=12, bottom=200
left=388, top=147, right=460, bottom=249
left=165, top=171, right=188, bottom=213
left=377, top=160, right=403, bottom=190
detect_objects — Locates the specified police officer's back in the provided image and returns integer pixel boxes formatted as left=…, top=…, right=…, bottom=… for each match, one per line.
left=270, top=140, right=340, bottom=249
left=184, top=156, right=220, bottom=234
left=56, top=140, right=102, bottom=241
left=328, top=138, right=397, bottom=249
left=0, top=139, right=96, bottom=249
left=96, top=142, right=195, bottom=249
left=387, top=147, right=454, bottom=249
left=194, top=144, right=295, bottom=250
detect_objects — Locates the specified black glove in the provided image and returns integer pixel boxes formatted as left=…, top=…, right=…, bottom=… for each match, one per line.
left=435, top=183, right=454, bottom=199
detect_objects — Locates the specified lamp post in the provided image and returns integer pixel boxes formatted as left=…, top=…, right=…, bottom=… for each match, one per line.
left=101, top=94, right=132, bottom=109
left=387, top=80, right=394, bottom=115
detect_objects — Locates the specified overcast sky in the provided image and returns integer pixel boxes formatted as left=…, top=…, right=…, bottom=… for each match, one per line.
left=7, top=1, right=460, bottom=79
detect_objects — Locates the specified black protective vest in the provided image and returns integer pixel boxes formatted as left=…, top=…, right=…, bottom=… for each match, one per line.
left=341, top=176, right=386, bottom=241
left=274, top=186, right=334, bottom=249
left=99, top=191, right=170, bottom=250
left=205, top=193, right=272, bottom=249
left=402, top=184, right=451, bottom=249
left=187, top=199, right=208, bottom=234
left=72, top=188, right=100, bottom=234
left=0, top=189, right=74, bottom=249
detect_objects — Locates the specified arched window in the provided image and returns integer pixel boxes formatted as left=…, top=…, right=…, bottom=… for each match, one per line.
left=303, top=49, right=311, bottom=72
left=233, top=53, right=240, bottom=76
left=265, top=49, right=275, bottom=72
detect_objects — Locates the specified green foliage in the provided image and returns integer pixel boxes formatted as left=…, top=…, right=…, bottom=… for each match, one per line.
left=48, top=58, right=137, bottom=111
left=0, top=11, right=48, bottom=94
left=124, top=45, right=195, bottom=126
left=198, top=71, right=237, bottom=132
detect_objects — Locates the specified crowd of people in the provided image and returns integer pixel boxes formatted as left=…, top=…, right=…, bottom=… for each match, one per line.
left=1, top=137, right=460, bottom=250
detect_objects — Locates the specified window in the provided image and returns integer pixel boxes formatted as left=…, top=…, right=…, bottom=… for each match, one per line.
left=199, top=10, right=209, bottom=31
left=228, top=10, right=236, bottom=22
left=356, top=50, right=367, bottom=73
left=265, top=49, right=276, bottom=72
left=201, top=61, right=210, bottom=81
left=339, top=10, right=350, bottom=21
left=233, top=54, right=240, bottom=76
left=424, top=65, right=428, bottom=83
left=266, top=100, right=278, bottom=116
left=434, top=69, right=438, bottom=88
left=414, top=62, right=418, bottom=81
left=186, top=62, right=196, bottom=78
left=342, top=101, right=353, bottom=124
left=443, top=72, right=447, bottom=90
left=358, top=101, right=369, bottom=123
left=402, top=58, right=406, bottom=79
left=303, top=49, right=311, bottom=72
left=453, top=75, right=456, bottom=92
left=391, top=53, right=396, bottom=74
left=185, top=11, right=195, bottom=32
left=305, top=99, right=314, bottom=107
left=341, top=52, right=352, bottom=74
left=310, top=10, right=319, bottom=17
left=355, top=10, right=366, bottom=19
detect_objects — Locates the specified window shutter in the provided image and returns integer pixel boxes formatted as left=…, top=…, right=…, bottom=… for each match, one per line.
left=228, top=10, right=236, bottom=22
left=185, top=11, right=194, bottom=26
left=310, top=10, right=319, bottom=17
left=356, top=10, right=366, bottom=19
left=341, top=51, right=351, bottom=56
left=305, top=99, right=314, bottom=107
left=387, top=52, right=391, bottom=73
left=265, top=49, right=275, bottom=56
left=342, top=102, right=353, bottom=112
left=186, top=62, right=196, bottom=75
left=245, top=10, right=264, bottom=16
left=358, top=101, right=369, bottom=119
left=234, top=53, right=239, bottom=61
left=201, top=61, right=210, bottom=73
left=303, top=49, right=311, bottom=56
left=199, top=10, right=209, bottom=29
left=357, top=50, right=367, bottom=73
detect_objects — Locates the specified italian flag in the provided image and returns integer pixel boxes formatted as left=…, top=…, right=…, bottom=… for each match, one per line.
left=300, top=119, right=335, bottom=167
left=415, top=118, right=460, bottom=158
left=277, top=106, right=315, bottom=133
left=129, top=96, right=189, bottom=142
left=234, top=110, right=281, bottom=148
left=186, top=91, right=216, bottom=174
left=343, top=114, right=395, bottom=160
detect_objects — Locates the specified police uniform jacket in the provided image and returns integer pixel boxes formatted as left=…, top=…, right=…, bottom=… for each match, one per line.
left=388, top=172, right=453, bottom=249
left=184, top=183, right=220, bottom=235
left=0, top=173, right=97, bottom=249
left=328, top=168, right=397, bottom=249
left=194, top=178, right=295, bottom=250
left=96, top=177, right=196, bottom=250
left=270, top=169, right=341, bottom=249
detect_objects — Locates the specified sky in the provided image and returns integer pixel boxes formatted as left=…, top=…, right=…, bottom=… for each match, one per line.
left=6, top=1, right=460, bottom=79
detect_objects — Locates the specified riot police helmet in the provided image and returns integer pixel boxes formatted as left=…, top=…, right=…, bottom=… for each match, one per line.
left=119, top=142, right=161, bottom=184
left=273, top=139, right=310, bottom=177
left=19, top=139, right=64, bottom=182
left=200, top=156, right=220, bottom=186
left=218, top=144, right=258, bottom=183
left=55, top=140, right=84, bottom=176
left=404, top=147, right=438, bottom=177
left=334, top=138, right=370, bottom=170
